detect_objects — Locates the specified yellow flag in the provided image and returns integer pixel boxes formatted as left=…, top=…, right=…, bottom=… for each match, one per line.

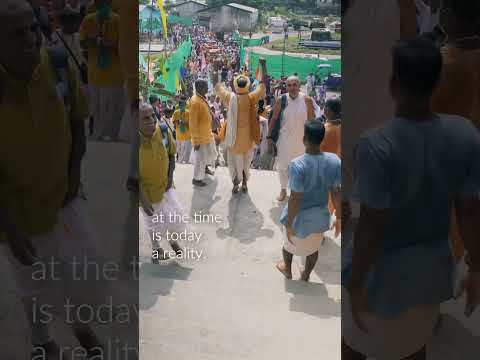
left=175, top=71, right=181, bottom=91
left=157, top=0, right=168, bottom=39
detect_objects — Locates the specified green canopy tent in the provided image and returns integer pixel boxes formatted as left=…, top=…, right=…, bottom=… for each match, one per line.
left=245, top=51, right=341, bottom=82
left=167, top=15, right=193, bottom=27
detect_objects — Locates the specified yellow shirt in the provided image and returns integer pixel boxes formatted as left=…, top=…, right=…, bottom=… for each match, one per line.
left=173, top=110, right=191, bottom=141
left=189, top=95, right=214, bottom=146
left=139, top=126, right=177, bottom=204
left=0, top=48, right=87, bottom=238
left=79, top=12, right=124, bottom=86
left=215, top=83, right=265, bottom=154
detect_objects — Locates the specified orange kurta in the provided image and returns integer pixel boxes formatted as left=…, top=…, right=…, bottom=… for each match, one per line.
left=320, top=121, right=342, bottom=214
left=432, top=43, right=480, bottom=261
left=215, top=83, right=266, bottom=154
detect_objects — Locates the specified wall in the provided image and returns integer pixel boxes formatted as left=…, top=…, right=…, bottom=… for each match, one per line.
left=209, top=6, right=258, bottom=32
left=171, top=2, right=207, bottom=18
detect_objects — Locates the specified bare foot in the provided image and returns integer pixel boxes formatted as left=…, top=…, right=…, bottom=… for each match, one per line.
left=241, top=183, right=248, bottom=193
left=232, top=184, right=240, bottom=194
left=205, top=166, right=215, bottom=176
left=277, top=189, right=287, bottom=201
left=276, top=261, right=292, bottom=279
left=192, top=179, right=207, bottom=187
left=300, top=271, right=310, bottom=282
left=170, top=241, right=183, bottom=256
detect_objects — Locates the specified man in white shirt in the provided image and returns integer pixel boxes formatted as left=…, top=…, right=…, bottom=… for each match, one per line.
left=268, top=76, right=316, bottom=201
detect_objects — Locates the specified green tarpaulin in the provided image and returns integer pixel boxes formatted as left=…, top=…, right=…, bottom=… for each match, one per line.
left=232, top=32, right=270, bottom=47
left=152, top=38, right=192, bottom=96
left=167, top=15, right=193, bottom=26
left=245, top=51, right=341, bottom=82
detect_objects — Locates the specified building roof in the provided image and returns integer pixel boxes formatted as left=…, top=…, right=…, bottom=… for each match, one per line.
left=226, top=3, right=257, bottom=13
left=166, top=0, right=207, bottom=9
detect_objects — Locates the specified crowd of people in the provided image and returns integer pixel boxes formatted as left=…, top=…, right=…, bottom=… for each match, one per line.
left=139, top=19, right=343, bottom=289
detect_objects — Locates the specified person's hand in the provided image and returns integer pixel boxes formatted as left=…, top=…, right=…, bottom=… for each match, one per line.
left=7, top=230, right=37, bottom=266
left=286, top=226, right=295, bottom=245
left=194, top=145, right=200, bottom=151
left=455, top=272, right=480, bottom=317
left=348, top=282, right=369, bottom=333
left=304, top=96, right=314, bottom=108
left=332, top=218, right=341, bottom=238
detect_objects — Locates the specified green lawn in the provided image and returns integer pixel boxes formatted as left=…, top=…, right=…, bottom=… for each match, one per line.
left=263, top=34, right=341, bottom=56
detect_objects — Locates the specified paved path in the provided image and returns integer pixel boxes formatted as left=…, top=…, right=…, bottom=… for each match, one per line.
left=139, top=165, right=341, bottom=359
left=1, top=142, right=479, bottom=359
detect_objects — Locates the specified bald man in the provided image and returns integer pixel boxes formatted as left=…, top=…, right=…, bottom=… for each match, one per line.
left=268, top=76, right=316, bottom=201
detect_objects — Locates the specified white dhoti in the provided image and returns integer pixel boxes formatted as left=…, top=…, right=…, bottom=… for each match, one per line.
left=192, top=139, right=217, bottom=181
left=227, top=148, right=254, bottom=184
left=89, top=85, right=125, bottom=140
left=276, top=93, right=308, bottom=189
left=139, top=189, right=188, bottom=251
left=342, top=287, right=439, bottom=359
left=177, top=140, right=192, bottom=164
left=1, top=197, right=99, bottom=345
left=283, top=231, right=324, bottom=257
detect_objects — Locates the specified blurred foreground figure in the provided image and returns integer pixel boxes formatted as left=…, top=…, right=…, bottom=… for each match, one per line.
left=342, top=37, right=480, bottom=360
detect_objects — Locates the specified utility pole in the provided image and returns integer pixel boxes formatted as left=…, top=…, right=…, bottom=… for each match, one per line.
left=282, top=21, right=288, bottom=77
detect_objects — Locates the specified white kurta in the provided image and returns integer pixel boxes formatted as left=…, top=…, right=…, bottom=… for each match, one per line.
left=342, top=0, right=400, bottom=198
left=276, top=93, right=308, bottom=188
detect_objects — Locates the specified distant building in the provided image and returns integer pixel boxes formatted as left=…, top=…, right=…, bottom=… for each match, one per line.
left=196, top=3, right=259, bottom=32
left=166, top=0, right=208, bottom=18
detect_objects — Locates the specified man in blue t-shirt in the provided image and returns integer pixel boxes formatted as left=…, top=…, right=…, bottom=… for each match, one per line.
left=276, top=120, right=341, bottom=282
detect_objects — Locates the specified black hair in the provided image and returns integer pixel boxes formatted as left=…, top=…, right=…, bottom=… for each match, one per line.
left=304, top=120, right=325, bottom=145
left=257, top=99, right=265, bottom=114
left=391, top=37, right=443, bottom=97
left=325, top=98, right=341, bottom=117
left=149, top=95, right=159, bottom=104
left=442, top=0, right=480, bottom=22
left=195, top=79, right=208, bottom=91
